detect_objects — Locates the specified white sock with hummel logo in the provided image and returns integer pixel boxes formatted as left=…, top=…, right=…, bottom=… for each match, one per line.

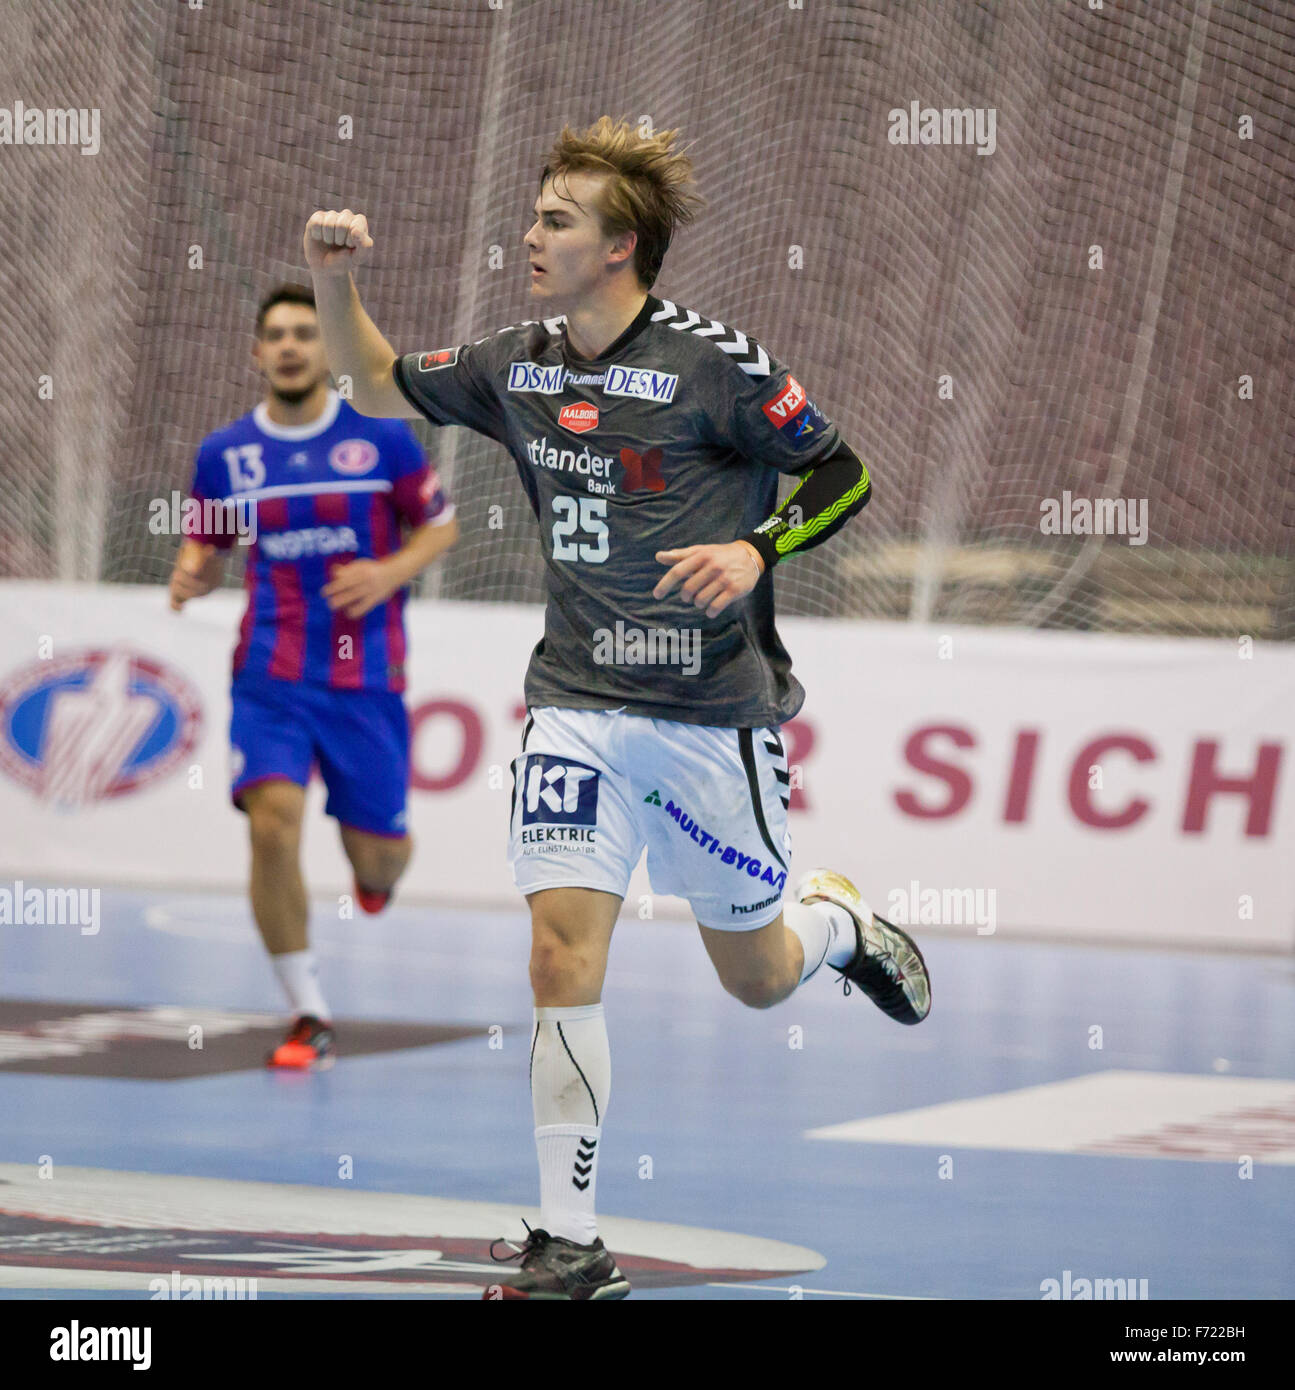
left=531, top=1003, right=610, bottom=1246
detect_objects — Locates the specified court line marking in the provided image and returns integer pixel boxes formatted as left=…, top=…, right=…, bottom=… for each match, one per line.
left=708, top=1284, right=939, bottom=1295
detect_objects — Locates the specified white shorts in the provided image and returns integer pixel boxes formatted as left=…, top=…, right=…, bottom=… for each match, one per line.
left=508, top=706, right=793, bottom=930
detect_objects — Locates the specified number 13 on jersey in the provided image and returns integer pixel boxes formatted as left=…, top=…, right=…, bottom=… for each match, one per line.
left=551, top=496, right=609, bottom=563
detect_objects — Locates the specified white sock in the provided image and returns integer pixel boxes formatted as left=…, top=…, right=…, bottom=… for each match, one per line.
left=784, top=900, right=860, bottom=983
left=271, top=949, right=330, bottom=1021
left=531, top=1003, right=610, bottom=1246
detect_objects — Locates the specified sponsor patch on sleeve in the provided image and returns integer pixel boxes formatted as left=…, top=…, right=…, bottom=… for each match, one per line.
left=418, top=347, right=460, bottom=372
left=761, top=375, right=830, bottom=448
left=785, top=397, right=829, bottom=447
left=761, top=376, right=807, bottom=427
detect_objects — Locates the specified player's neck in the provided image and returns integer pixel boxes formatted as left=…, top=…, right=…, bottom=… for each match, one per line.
left=562, top=285, right=649, bottom=361
left=263, top=380, right=332, bottom=428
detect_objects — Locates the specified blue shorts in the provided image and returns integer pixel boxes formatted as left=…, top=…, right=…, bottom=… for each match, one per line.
left=229, top=675, right=409, bottom=838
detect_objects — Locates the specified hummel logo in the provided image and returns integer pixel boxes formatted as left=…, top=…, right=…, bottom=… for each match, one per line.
left=573, top=1137, right=597, bottom=1191
left=643, top=789, right=662, bottom=806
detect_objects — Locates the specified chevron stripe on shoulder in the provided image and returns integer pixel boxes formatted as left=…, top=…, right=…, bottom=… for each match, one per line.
left=470, top=315, right=566, bottom=347
left=651, top=299, right=772, bottom=378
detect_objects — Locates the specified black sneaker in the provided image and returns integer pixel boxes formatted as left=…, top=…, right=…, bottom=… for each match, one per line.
left=266, top=1014, right=335, bottom=1070
left=483, top=1221, right=631, bottom=1300
left=797, top=868, right=932, bottom=1025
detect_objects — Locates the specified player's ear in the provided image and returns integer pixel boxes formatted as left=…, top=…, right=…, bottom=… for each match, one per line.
left=608, top=228, right=637, bottom=269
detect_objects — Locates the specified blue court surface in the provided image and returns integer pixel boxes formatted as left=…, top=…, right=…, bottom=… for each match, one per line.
left=0, top=888, right=1291, bottom=1300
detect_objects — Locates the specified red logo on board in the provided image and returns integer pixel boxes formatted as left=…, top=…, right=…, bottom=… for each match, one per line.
left=558, top=403, right=599, bottom=434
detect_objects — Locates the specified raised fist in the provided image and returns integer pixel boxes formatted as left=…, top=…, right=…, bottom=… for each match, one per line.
left=304, top=209, right=374, bottom=276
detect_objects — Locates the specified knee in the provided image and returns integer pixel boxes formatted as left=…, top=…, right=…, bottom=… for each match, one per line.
left=354, top=835, right=411, bottom=886
left=723, top=974, right=788, bottom=1010
left=247, top=799, right=302, bottom=857
left=528, top=913, right=595, bottom=997
left=528, top=931, right=587, bottom=997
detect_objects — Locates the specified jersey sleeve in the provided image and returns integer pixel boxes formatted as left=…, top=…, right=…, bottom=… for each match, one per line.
left=714, top=354, right=841, bottom=474
left=384, top=421, right=456, bottom=529
left=187, top=437, right=239, bottom=551
left=392, top=338, right=508, bottom=444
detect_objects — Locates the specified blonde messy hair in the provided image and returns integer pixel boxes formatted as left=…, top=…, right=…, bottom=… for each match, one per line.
left=540, top=117, right=704, bottom=289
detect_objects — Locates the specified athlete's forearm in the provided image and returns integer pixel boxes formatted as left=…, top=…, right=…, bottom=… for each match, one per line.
left=383, top=516, right=459, bottom=588
left=168, top=540, right=227, bottom=610
left=739, top=440, right=871, bottom=570
left=311, top=272, right=400, bottom=413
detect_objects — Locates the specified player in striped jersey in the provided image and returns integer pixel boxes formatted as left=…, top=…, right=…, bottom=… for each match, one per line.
left=306, top=117, right=931, bottom=1298
left=168, top=284, right=458, bottom=1070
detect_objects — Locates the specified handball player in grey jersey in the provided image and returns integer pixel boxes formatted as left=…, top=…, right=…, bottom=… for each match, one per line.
left=305, top=116, right=932, bottom=1301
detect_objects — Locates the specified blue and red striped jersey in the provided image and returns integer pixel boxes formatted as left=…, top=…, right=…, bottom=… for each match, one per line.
left=188, top=390, right=453, bottom=692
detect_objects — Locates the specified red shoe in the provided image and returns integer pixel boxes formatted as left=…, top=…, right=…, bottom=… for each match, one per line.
left=354, top=879, right=392, bottom=915
left=266, top=1014, right=335, bottom=1070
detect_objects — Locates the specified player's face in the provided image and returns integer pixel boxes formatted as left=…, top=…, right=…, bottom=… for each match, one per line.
left=253, top=304, right=330, bottom=403
left=524, top=172, right=634, bottom=307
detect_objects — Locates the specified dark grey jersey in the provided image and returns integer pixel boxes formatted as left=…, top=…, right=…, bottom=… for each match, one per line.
left=393, top=294, right=840, bottom=728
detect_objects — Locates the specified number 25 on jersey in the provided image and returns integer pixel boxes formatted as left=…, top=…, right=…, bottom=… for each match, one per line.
left=551, top=496, right=609, bottom=563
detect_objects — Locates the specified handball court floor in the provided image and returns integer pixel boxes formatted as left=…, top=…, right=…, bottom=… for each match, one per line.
left=0, top=886, right=1291, bottom=1301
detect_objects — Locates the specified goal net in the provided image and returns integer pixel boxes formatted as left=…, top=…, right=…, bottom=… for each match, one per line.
left=2, top=0, right=1291, bottom=638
